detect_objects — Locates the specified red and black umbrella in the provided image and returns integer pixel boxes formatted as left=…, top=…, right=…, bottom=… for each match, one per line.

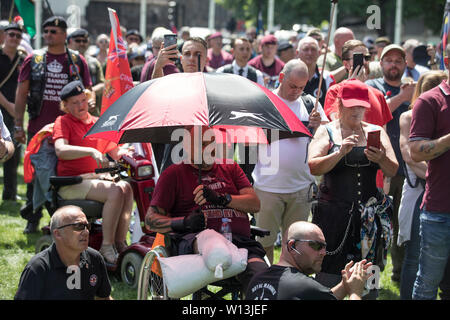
left=85, top=72, right=311, bottom=144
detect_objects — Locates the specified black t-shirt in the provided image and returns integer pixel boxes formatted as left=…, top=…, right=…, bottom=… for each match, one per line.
left=245, top=265, right=337, bottom=300
left=15, top=244, right=111, bottom=300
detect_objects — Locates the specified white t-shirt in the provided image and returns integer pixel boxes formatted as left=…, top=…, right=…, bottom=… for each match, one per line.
left=252, top=94, right=328, bottom=193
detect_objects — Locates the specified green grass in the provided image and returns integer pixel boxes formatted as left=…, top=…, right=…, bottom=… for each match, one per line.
left=0, top=162, right=401, bottom=300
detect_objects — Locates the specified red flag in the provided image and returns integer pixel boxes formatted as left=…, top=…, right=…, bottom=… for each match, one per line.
left=101, top=8, right=134, bottom=115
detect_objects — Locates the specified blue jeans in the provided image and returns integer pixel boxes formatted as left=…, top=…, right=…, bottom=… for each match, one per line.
left=400, top=193, right=423, bottom=299
left=412, top=209, right=450, bottom=300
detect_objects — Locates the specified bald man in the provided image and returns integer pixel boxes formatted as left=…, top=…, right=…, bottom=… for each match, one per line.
left=252, top=59, right=328, bottom=264
left=246, top=221, right=371, bottom=300
left=317, top=27, right=355, bottom=73
left=15, top=206, right=112, bottom=300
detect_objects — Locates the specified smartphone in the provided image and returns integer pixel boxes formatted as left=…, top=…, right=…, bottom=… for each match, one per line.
left=353, top=52, right=364, bottom=72
left=367, top=130, right=381, bottom=150
left=164, top=34, right=178, bottom=61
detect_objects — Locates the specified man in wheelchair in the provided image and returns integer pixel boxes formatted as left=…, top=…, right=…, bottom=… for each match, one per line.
left=145, top=126, right=269, bottom=295
left=52, top=81, right=134, bottom=266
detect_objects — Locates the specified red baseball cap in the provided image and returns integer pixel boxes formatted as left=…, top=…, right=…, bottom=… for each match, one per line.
left=261, top=34, right=278, bottom=46
left=337, top=80, right=370, bottom=108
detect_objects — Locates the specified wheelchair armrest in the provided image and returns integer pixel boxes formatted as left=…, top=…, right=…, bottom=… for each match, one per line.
left=250, top=225, right=270, bottom=238
left=49, top=176, right=83, bottom=188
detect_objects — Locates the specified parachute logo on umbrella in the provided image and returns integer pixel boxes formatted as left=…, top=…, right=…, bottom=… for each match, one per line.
left=101, top=115, right=119, bottom=128
left=229, top=111, right=265, bottom=122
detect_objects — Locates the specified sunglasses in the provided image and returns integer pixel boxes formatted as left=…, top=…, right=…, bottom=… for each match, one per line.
left=43, top=29, right=59, bottom=34
left=7, top=32, right=22, bottom=39
left=291, top=239, right=327, bottom=251
left=74, top=39, right=88, bottom=44
left=57, top=222, right=91, bottom=231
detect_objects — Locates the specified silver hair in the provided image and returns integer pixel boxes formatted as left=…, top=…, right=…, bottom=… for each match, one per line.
left=297, top=36, right=319, bottom=52
left=281, top=58, right=309, bottom=79
left=50, top=205, right=83, bottom=237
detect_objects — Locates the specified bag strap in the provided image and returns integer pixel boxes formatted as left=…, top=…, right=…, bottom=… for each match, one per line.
left=0, top=54, right=21, bottom=89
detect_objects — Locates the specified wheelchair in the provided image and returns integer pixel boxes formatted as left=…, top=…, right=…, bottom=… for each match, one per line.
left=137, top=226, right=270, bottom=300
left=34, top=144, right=158, bottom=288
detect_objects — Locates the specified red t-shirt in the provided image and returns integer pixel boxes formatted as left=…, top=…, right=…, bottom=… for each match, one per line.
left=150, top=162, right=253, bottom=237
left=410, top=81, right=450, bottom=213
left=248, top=55, right=285, bottom=77
left=53, top=113, right=103, bottom=176
left=323, top=81, right=393, bottom=126
left=19, top=51, right=92, bottom=135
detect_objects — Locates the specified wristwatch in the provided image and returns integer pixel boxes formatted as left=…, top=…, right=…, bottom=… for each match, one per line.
left=219, top=193, right=232, bottom=207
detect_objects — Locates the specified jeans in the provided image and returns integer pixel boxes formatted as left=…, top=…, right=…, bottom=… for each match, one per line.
left=400, top=193, right=422, bottom=299
left=412, top=209, right=450, bottom=300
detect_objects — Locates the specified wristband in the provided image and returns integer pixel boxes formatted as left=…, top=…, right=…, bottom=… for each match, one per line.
left=170, top=217, right=186, bottom=233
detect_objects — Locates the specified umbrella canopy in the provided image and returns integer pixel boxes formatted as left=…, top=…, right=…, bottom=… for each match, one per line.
left=85, top=72, right=311, bottom=144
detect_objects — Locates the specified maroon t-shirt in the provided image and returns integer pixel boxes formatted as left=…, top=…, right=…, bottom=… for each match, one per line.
left=207, top=48, right=233, bottom=70
left=18, top=51, right=92, bottom=135
left=248, top=55, right=285, bottom=77
left=410, top=80, right=450, bottom=213
left=151, top=161, right=253, bottom=237
left=140, top=57, right=179, bottom=82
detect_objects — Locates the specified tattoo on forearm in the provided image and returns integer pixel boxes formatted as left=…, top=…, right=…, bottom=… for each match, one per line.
left=419, top=142, right=435, bottom=154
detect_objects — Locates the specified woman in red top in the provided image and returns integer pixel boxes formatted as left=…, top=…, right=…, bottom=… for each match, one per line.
left=53, top=81, right=133, bottom=265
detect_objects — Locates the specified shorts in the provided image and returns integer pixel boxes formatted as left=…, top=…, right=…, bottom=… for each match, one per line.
left=255, top=187, right=311, bottom=248
left=58, top=179, right=98, bottom=200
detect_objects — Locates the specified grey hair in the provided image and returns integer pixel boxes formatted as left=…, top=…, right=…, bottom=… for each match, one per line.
left=50, top=205, right=83, bottom=236
left=297, top=36, right=319, bottom=52
left=281, top=58, right=309, bottom=78
left=403, top=39, right=420, bottom=54
left=151, top=27, right=172, bottom=45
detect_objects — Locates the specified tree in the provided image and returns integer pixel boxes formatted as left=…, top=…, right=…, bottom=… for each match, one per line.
left=217, top=0, right=446, bottom=36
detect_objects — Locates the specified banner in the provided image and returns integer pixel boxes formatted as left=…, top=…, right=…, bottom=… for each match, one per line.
left=101, top=8, right=134, bottom=115
left=14, top=0, right=35, bottom=37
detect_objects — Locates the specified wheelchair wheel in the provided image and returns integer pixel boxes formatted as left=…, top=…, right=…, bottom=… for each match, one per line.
left=35, top=235, right=53, bottom=254
left=120, top=252, right=143, bottom=288
left=137, top=246, right=169, bottom=300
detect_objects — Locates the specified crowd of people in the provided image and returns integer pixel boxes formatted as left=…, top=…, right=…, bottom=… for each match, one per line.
left=1, top=14, right=449, bottom=301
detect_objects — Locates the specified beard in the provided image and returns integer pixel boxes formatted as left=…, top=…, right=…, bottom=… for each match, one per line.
left=384, top=67, right=403, bottom=82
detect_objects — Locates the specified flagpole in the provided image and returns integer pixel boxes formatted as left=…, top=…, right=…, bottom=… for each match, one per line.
left=8, top=0, right=15, bottom=22
left=35, top=0, right=42, bottom=49
left=267, top=0, right=274, bottom=33
left=208, top=0, right=215, bottom=31
left=140, top=0, right=147, bottom=42
left=394, top=0, right=403, bottom=45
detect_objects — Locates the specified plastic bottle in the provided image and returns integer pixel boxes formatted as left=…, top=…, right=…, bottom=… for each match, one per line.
left=220, top=218, right=232, bottom=242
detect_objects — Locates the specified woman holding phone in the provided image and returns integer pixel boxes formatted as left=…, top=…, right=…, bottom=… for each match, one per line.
left=307, top=79, right=398, bottom=297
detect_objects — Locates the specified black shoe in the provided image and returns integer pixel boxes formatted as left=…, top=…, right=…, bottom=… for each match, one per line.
left=23, top=221, right=39, bottom=234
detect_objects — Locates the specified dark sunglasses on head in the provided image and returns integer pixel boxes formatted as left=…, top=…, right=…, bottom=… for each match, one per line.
left=57, top=222, right=91, bottom=231
left=74, top=39, right=88, bottom=43
left=291, top=239, right=327, bottom=251
left=7, top=32, right=22, bottom=39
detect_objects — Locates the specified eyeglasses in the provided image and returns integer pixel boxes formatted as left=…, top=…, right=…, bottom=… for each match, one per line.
left=291, top=239, right=327, bottom=251
left=7, top=32, right=22, bottom=39
left=57, top=222, right=91, bottom=231
left=74, top=39, right=88, bottom=44
left=43, top=29, right=59, bottom=34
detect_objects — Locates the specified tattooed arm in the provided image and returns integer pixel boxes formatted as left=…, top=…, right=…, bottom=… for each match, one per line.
left=144, top=206, right=173, bottom=233
left=410, top=133, right=450, bottom=162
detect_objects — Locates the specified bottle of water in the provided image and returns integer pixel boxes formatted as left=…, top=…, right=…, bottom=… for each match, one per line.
left=220, top=218, right=232, bottom=242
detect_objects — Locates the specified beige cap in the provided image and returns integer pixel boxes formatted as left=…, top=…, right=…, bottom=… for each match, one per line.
left=380, top=44, right=406, bottom=60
